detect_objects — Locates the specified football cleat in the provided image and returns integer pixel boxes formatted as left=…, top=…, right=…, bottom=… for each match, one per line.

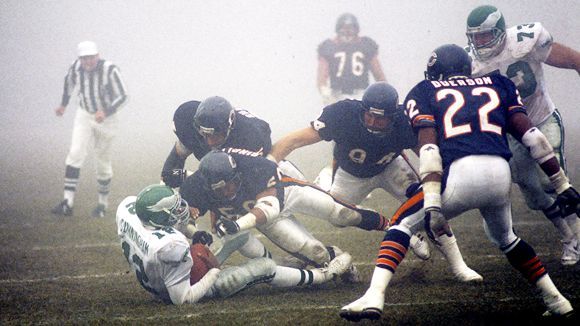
left=91, top=204, right=106, bottom=218
left=410, top=233, right=431, bottom=260
left=542, top=294, right=574, bottom=317
left=51, top=200, right=73, bottom=216
left=340, top=264, right=361, bottom=283
left=561, top=239, right=579, bottom=266
left=340, top=291, right=384, bottom=322
left=453, top=267, right=483, bottom=282
left=325, top=251, right=353, bottom=280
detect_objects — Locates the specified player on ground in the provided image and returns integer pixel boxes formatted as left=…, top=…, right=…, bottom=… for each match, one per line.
left=270, top=82, right=481, bottom=281
left=318, top=13, right=386, bottom=106
left=466, top=5, right=580, bottom=265
left=340, top=44, right=578, bottom=322
left=116, top=184, right=353, bottom=305
left=179, top=149, right=385, bottom=275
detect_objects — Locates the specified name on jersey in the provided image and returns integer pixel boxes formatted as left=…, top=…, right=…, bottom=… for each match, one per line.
left=430, top=76, right=493, bottom=88
left=225, top=147, right=263, bottom=157
left=120, top=218, right=150, bottom=255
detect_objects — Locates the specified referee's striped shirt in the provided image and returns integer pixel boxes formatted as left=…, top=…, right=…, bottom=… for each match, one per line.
left=60, top=59, right=128, bottom=116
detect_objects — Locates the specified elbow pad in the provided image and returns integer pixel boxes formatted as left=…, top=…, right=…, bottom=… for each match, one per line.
left=521, top=128, right=555, bottom=164
left=255, top=195, right=280, bottom=222
left=419, top=144, right=443, bottom=180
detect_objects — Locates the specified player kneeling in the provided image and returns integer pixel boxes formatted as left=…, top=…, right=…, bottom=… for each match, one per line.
left=116, top=184, right=353, bottom=305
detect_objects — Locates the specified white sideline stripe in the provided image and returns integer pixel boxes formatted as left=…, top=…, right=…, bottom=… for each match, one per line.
left=0, top=251, right=558, bottom=285
left=110, top=295, right=579, bottom=322
left=0, top=272, right=128, bottom=284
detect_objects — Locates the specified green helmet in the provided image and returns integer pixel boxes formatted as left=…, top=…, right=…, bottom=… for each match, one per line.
left=135, top=184, right=190, bottom=228
left=466, top=5, right=506, bottom=60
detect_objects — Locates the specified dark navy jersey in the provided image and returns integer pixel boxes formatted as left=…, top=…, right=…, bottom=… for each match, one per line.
left=311, top=99, right=417, bottom=178
left=404, top=75, right=526, bottom=168
left=179, top=149, right=283, bottom=220
left=318, top=37, right=378, bottom=94
left=173, top=102, right=273, bottom=160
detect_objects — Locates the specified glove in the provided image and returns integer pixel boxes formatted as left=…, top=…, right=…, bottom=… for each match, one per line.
left=424, top=208, right=451, bottom=245
left=191, top=231, right=213, bottom=246
left=161, top=169, right=187, bottom=188
left=215, top=218, right=240, bottom=237
left=556, top=186, right=580, bottom=217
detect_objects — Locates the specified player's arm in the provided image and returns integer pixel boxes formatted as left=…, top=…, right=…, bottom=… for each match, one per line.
left=269, top=127, right=323, bottom=163
left=317, top=56, right=332, bottom=101
left=545, top=42, right=580, bottom=75
left=508, top=112, right=580, bottom=213
left=161, top=141, right=193, bottom=188
left=215, top=187, right=280, bottom=236
left=369, top=55, right=386, bottom=82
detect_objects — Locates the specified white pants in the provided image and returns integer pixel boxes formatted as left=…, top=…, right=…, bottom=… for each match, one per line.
left=65, top=108, right=118, bottom=180
left=330, top=155, right=419, bottom=204
left=396, top=155, right=517, bottom=248
left=508, top=111, right=564, bottom=210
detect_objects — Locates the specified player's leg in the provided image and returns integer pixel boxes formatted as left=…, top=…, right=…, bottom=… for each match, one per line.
left=52, top=109, right=92, bottom=216
left=270, top=251, right=352, bottom=287
left=481, top=202, right=573, bottom=317
left=257, top=217, right=335, bottom=267
left=339, top=201, right=426, bottom=322
left=379, top=157, right=432, bottom=260
left=92, top=115, right=118, bottom=217
left=508, top=127, right=577, bottom=265
left=538, top=111, right=580, bottom=265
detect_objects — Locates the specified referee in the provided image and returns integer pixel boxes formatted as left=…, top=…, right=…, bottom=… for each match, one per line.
left=51, top=41, right=128, bottom=218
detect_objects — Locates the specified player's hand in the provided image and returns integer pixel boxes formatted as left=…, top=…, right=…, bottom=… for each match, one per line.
left=55, top=106, right=66, bottom=116
left=215, top=218, right=240, bottom=237
left=95, top=109, right=106, bottom=123
left=191, top=231, right=213, bottom=246
left=556, top=186, right=580, bottom=217
left=161, top=169, right=188, bottom=188
left=424, top=208, right=451, bottom=245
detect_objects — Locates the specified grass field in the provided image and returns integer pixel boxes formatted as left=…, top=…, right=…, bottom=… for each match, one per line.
left=1, top=172, right=579, bottom=326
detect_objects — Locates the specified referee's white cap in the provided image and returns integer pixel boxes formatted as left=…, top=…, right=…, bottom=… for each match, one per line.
left=77, top=41, right=99, bottom=57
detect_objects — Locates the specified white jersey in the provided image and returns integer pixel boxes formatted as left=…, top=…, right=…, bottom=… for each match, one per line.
left=116, top=196, right=192, bottom=303
left=470, top=22, right=554, bottom=126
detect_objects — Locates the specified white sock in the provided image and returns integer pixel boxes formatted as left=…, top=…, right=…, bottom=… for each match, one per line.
left=435, top=233, right=469, bottom=274
left=535, top=274, right=561, bottom=298
left=550, top=217, right=574, bottom=242
left=269, top=266, right=327, bottom=287
left=367, top=266, right=392, bottom=296
left=64, top=190, right=75, bottom=207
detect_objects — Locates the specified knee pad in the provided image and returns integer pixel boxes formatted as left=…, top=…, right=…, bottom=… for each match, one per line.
left=213, top=257, right=276, bottom=298
left=331, top=205, right=360, bottom=227
left=298, top=238, right=331, bottom=266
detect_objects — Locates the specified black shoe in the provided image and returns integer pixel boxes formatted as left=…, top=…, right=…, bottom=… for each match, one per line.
left=91, top=204, right=106, bottom=218
left=51, top=200, right=73, bottom=216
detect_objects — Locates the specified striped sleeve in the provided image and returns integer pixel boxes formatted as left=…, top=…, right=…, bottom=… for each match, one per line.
left=60, top=60, right=79, bottom=107
left=103, top=63, right=128, bottom=116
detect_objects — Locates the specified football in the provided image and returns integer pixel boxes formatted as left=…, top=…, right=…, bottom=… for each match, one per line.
left=190, top=243, right=220, bottom=285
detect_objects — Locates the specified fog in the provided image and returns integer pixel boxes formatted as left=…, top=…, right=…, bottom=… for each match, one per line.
left=1, top=1, right=579, bottom=211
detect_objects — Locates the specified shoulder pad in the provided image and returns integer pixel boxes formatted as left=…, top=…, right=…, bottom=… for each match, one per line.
left=506, top=23, right=545, bottom=59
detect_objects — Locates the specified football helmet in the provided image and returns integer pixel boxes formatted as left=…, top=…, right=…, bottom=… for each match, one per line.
left=135, top=184, right=190, bottom=228
left=361, top=82, right=400, bottom=137
left=424, top=44, right=472, bottom=81
left=199, top=150, right=241, bottom=200
left=335, top=13, right=359, bottom=42
left=466, top=5, right=506, bottom=60
left=194, top=96, right=235, bottom=148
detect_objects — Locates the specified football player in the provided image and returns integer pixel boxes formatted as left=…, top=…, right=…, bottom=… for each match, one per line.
left=339, top=44, right=579, bottom=322
left=270, top=82, right=481, bottom=282
left=466, top=5, right=580, bottom=265
left=179, top=149, right=388, bottom=276
left=317, top=13, right=386, bottom=105
left=117, top=184, right=354, bottom=305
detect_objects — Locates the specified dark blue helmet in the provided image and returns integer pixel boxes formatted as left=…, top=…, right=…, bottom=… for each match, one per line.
left=361, top=82, right=400, bottom=136
left=424, top=44, right=472, bottom=81
left=335, top=13, right=359, bottom=40
left=194, top=96, right=235, bottom=141
left=198, top=150, right=241, bottom=200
